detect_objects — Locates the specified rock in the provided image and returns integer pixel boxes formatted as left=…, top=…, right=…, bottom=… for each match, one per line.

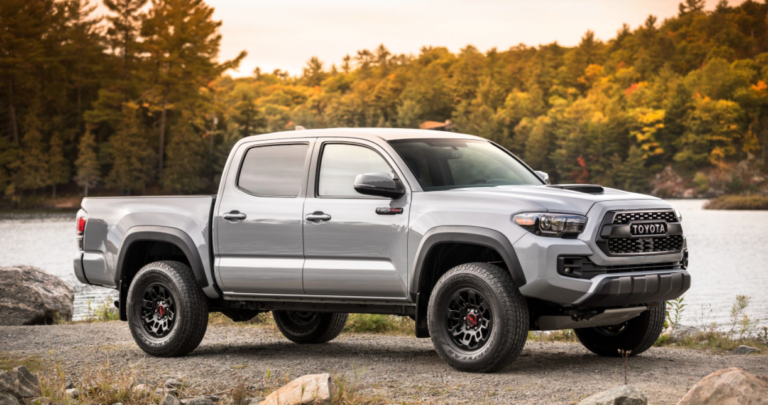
left=161, top=394, right=182, bottom=405
left=11, top=366, right=40, bottom=399
left=670, top=325, right=701, bottom=341
left=132, top=384, right=152, bottom=397
left=112, top=403, right=124, bottom=405
left=165, top=379, right=183, bottom=390
left=65, top=388, right=80, bottom=399
left=0, top=392, right=21, bottom=405
left=733, top=345, right=760, bottom=355
left=204, top=395, right=220, bottom=403
left=259, top=374, right=331, bottom=405
left=185, top=397, right=213, bottom=405
left=0, top=366, right=41, bottom=401
left=0, top=266, right=74, bottom=325
left=577, top=385, right=647, bottom=405
left=677, top=367, right=768, bottom=405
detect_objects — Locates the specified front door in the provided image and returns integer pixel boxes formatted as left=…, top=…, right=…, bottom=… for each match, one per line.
left=214, top=139, right=314, bottom=296
left=302, top=140, right=410, bottom=299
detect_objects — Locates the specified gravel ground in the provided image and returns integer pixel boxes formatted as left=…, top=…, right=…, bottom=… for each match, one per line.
left=1, top=322, right=767, bottom=404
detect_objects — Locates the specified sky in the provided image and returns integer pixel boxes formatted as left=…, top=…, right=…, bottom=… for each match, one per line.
left=100, top=0, right=745, bottom=78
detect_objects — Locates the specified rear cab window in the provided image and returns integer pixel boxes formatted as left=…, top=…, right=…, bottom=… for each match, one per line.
left=238, top=144, right=309, bottom=197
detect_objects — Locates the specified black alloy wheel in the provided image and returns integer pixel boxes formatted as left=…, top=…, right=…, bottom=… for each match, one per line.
left=141, top=284, right=177, bottom=338
left=446, top=288, right=493, bottom=351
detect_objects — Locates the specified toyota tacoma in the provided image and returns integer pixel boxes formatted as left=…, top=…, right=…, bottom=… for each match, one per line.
left=74, top=128, right=690, bottom=372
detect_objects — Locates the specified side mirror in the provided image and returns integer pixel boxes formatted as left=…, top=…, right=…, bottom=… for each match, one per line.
left=354, top=172, right=405, bottom=199
left=535, top=171, right=550, bottom=184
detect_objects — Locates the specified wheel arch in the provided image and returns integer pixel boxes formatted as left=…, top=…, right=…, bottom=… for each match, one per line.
left=409, top=226, right=526, bottom=337
left=115, top=226, right=210, bottom=321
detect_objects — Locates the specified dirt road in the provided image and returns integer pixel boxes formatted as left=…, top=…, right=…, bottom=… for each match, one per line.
left=2, top=322, right=766, bottom=404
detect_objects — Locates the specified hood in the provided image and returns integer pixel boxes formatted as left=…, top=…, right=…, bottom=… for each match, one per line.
left=445, top=185, right=660, bottom=215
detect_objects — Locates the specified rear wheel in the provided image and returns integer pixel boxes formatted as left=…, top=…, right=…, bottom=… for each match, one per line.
left=427, top=262, right=528, bottom=373
left=127, top=261, right=209, bottom=357
left=272, top=311, right=348, bottom=344
left=574, top=302, right=665, bottom=357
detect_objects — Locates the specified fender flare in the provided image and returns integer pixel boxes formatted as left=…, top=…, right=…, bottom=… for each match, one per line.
left=115, top=226, right=209, bottom=289
left=409, top=226, right=527, bottom=298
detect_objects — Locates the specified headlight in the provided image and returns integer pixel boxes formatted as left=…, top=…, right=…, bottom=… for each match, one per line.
left=675, top=210, right=683, bottom=222
left=513, top=212, right=588, bottom=237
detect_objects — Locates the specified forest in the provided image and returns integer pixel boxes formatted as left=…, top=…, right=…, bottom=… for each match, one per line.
left=1, top=0, right=768, bottom=207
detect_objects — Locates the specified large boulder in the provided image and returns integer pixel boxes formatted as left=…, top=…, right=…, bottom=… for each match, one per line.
left=677, top=367, right=768, bottom=405
left=578, top=385, right=646, bottom=405
left=0, top=266, right=74, bottom=325
left=259, top=374, right=331, bottom=405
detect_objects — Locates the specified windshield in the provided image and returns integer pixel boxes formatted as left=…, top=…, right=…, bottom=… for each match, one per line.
left=389, top=139, right=543, bottom=191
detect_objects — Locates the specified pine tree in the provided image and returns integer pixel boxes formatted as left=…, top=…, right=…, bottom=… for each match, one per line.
left=163, top=115, right=208, bottom=192
left=105, top=107, right=155, bottom=194
left=18, top=112, right=49, bottom=194
left=141, top=0, right=245, bottom=182
left=48, top=131, right=70, bottom=198
left=74, top=128, right=101, bottom=196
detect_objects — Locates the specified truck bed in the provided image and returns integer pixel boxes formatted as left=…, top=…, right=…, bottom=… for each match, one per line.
left=77, top=196, right=216, bottom=293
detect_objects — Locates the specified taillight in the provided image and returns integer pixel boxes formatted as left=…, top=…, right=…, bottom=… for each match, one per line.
left=77, top=217, right=87, bottom=236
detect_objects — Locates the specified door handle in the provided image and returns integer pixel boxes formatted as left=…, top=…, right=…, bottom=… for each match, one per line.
left=305, top=211, right=331, bottom=222
left=223, top=211, right=247, bottom=222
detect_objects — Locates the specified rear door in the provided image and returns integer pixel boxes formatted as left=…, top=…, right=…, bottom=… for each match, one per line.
left=214, top=138, right=315, bottom=296
left=302, top=138, right=410, bottom=299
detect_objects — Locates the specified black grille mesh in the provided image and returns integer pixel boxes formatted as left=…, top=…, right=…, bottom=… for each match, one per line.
left=607, top=235, right=684, bottom=254
left=613, top=211, right=678, bottom=224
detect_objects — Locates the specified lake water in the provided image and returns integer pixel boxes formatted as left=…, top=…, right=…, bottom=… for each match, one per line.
left=1, top=200, right=766, bottom=327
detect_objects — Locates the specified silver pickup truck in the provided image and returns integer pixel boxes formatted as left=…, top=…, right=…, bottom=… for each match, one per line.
left=74, top=128, right=690, bottom=372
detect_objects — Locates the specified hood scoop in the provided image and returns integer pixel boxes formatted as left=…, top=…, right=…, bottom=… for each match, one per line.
left=547, top=184, right=605, bottom=194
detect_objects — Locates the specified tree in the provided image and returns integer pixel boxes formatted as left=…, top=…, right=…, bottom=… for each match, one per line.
left=74, top=128, right=100, bottom=196
left=0, top=0, right=51, bottom=145
left=18, top=112, right=49, bottom=194
left=162, top=114, right=208, bottom=192
left=105, top=107, right=154, bottom=194
left=302, top=57, right=327, bottom=87
left=84, top=0, right=146, bottom=128
left=233, top=94, right=261, bottom=137
left=141, top=0, right=245, bottom=181
left=48, top=131, right=70, bottom=198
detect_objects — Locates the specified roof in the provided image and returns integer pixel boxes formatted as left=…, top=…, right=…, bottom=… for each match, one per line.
left=238, top=128, right=483, bottom=143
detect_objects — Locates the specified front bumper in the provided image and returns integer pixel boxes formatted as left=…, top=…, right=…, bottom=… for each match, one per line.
left=514, top=232, right=690, bottom=306
left=572, top=270, right=690, bottom=306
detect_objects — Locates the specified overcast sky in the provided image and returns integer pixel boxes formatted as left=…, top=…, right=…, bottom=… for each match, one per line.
left=103, top=0, right=745, bottom=77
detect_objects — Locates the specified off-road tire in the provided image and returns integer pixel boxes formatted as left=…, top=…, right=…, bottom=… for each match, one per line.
left=427, top=262, right=529, bottom=373
left=272, top=311, right=348, bottom=344
left=127, top=261, right=209, bottom=357
left=574, top=302, right=665, bottom=357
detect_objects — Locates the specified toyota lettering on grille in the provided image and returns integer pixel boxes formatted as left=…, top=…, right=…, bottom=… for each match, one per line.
left=630, top=222, right=667, bottom=236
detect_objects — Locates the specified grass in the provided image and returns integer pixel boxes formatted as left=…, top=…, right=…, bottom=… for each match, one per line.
left=654, top=294, right=768, bottom=353
left=704, top=195, right=768, bottom=210
left=527, top=329, right=578, bottom=343
left=0, top=352, right=44, bottom=373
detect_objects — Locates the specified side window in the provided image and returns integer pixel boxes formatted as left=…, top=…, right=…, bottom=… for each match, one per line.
left=238, top=144, right=308, bottom=197
left=318, top=144, right=393, bottom=197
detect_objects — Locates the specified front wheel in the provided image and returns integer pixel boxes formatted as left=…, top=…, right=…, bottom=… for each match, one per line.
left=127, top=261, right=209, bottom=357
left=427, top=262, right=529, bottom=373
left=273, top=311, right=348, bottom=344
left=574, top=302, right=665, bottom=357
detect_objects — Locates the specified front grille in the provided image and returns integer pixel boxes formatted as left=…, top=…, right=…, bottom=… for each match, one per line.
left=613, top=211, right=678, bottom=224
left=607, top=235, right=684, bottom=254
